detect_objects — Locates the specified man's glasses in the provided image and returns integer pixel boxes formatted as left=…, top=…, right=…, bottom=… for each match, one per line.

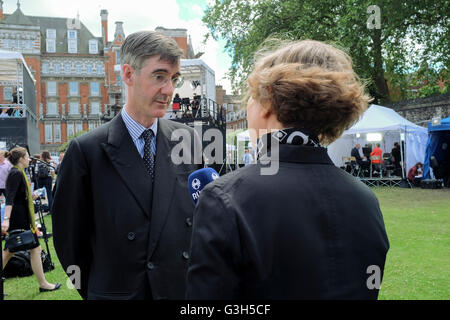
left=151, top=73, right=184, bottom=89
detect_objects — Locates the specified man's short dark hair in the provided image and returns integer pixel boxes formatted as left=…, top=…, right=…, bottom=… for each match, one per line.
left=120, top=31, right=184, bottom=72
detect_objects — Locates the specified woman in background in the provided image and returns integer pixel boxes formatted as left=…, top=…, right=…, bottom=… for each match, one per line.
left=1, top=147, right=60, bottom=292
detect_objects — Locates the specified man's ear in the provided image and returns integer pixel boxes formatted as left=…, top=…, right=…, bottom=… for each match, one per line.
left=122, top=64, right=134, bottom=86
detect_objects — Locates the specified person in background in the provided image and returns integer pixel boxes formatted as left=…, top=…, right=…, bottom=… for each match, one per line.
left=408, top=162, right=423, bottom=186
left=172, top=93, right=181, bottom=118
left=0, top=150, right=12, bottom=200
left=370, top=143, right=383, bottom=175
left=186, top=39, right=389, bottom=300
left=243, top=148, right=254, bottom=166
left=37, top=151, right=55, bottom=211
left=54, top=152, right=65, bottom=176
left=1, top=147, right=61, bottom=292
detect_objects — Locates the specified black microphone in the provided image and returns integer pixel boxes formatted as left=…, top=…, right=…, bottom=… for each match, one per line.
left=30, top=157, right=56, bottom=170
left=188, top=168, right=220, bottom=204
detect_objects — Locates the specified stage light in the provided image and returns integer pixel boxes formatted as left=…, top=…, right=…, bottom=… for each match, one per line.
left=356, top=133, right=361, bottom=138
left=367, top=133, right=382, bottom=142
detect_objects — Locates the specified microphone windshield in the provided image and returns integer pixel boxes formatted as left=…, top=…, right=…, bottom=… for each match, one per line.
left=188, top=168, right=220, bottom=204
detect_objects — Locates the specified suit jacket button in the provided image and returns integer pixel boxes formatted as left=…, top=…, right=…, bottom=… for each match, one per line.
left=147, top=262, right=154, bottom=270
left=185, top=218, right=192, bottom=227
left=127, top=232, right=135, bottom=241
left=182, top=251, right=190, bottom=260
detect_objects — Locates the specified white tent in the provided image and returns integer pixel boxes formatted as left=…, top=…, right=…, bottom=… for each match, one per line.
left=327, top=104, right=428, bottom=176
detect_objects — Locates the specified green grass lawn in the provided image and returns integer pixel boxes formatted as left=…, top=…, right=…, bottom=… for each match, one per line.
left=2, top=187, right=449, bottom=300
left=2, top=214, right=81, bottom=300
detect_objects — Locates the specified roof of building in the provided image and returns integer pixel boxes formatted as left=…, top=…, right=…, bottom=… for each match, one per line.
left=1, top=8, right=104, bottom=55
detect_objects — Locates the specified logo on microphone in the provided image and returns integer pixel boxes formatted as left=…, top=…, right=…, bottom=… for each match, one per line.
left=211, top=173, right=219, bottom=180
left=192, top=178, right=201, bottom=190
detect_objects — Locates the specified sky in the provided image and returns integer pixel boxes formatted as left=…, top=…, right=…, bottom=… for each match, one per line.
left=2, top=0, right=233, bottom=92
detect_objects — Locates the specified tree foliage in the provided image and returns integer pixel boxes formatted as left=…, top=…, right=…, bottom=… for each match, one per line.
left=203, top=0, right=449, bottom=103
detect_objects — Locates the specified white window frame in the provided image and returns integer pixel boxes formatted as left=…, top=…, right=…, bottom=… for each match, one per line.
left=67, top=30, right=77, bottom=39
left=69, top=82, right=78, bottom=96
left=69, top=102, right=79, bottom=115
left=45, top=123, right=53, bottom=143
left=86, top=64, right=92, bottom=74
left=90, top=82, right=100, bottom=96
left=47, top=81, right=57, bottom=96
left=53, top=63, right=60, bottom=74
left=54, top=123, right=61, bottom=142
left=97, top=63, right=103, bottom=75
left=67, top=121, right=75, bottom=138
left=47, top=102, right=58, bottom=115
left=68, top=39, right=77, bottom=54
left=75, top=121, right=83, bottom=133
left=64, top=63, right=71, bottom=74
left=89, top=39, right=98, bottom=54
left=42, top=62, right=49, bottom=74
left=90, top=101, right=100, bottom=115
left=46, top=29, right=56, bottom=39
left=76, top=64, right=82, bottom=74
left=46, top=39, right=56, bottom=53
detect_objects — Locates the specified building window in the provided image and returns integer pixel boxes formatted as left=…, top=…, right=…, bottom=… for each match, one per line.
left=86, top=64, right=92, bottom=74
left=46, top=39, right=56, bottom=53
left=97, top=63, right=103, bottom=75
left=47, top=102, right=57, bottom=115
left=47, top=81, right=57, bottom=96
left=69, top=102, right=79, bottom=115
left=90, top=82, right=99, bottom=96
left=89, top=40, right=98, bottom=54
left=76, top=64, right=82, bottom=74
left=45, top=123, right=53, bottom=143
left=54, top=123, right=61, bottom=142
left=67, top=30, right=77, bottom=39
left=46, top=29, right=56, bottom=39
left=67, top=121, right=75, bottom=138
left=75, top=122, right=83, bottom=133
left=3, top=87, right=12, bottom=100
left=116, top=75, right=121, bottom=84
left=68, top=39, right=77, bottom=53
left=26, top=40, right=32, bottom=50
left=42, top=62, right=49, bottom=74
left=64, top=63, right=71, bottom=74
left=69, top=82, right=78, bottom=96
left=89, top=121, right=100, bottom=131
left=115, top=50, right=120, bottom=64
left=53, top=63, right=60, bottom=74
left=90, top=101, right=100, bottom=115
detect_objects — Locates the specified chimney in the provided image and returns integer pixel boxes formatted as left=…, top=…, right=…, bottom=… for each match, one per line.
left=0, top=1, right=4, bottom=20
left=100, top=9, right=108, bottom=45
left=114, top=21, right=125, bottom=42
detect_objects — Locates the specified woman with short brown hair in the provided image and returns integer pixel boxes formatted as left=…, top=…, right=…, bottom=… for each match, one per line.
left=1, top=147, right=60, bottom=292
left=187, top=39, right=389, bottom=299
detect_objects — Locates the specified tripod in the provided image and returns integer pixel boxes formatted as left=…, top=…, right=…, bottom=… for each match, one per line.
left=34, top=197, right=55, bottom=271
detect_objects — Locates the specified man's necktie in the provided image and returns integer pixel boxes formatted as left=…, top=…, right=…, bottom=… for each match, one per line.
left=141, top=129, right=155, bottom=180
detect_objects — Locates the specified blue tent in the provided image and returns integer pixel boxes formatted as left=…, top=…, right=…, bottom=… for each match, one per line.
left=423, top=117, right=450, bottom=179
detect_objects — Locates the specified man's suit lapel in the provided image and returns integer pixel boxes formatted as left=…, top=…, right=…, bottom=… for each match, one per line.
left=149, top=119, right=177, bottom=255
left=101, top=114, right=152, bottom=218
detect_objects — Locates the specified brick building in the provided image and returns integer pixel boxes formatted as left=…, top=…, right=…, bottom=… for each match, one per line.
left=216, top=85, right=246, bottom=131
left=0, top=2, right=200, bottom=153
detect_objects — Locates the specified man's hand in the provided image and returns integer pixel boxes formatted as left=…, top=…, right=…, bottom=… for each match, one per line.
left=1, top=219, right=9, bottom=234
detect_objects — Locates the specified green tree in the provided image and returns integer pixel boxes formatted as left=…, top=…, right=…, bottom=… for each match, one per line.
left=58, top=130, right=87, bottom=153
left=203, top=0, right=449, bottom=103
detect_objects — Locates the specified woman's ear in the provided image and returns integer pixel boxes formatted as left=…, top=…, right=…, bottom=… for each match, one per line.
left=260, top=101, right=272, bottom=119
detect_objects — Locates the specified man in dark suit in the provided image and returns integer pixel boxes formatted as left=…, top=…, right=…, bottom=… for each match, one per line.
left=52, top=31, right=203, bottom=300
